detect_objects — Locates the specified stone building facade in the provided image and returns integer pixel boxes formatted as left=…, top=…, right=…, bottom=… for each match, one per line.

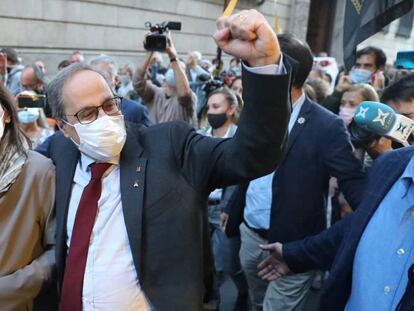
left=0, top=0, right=310, bottom=77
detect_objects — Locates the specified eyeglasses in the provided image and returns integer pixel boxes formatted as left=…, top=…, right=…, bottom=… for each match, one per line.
left=64, top=96, right=122, bottom=125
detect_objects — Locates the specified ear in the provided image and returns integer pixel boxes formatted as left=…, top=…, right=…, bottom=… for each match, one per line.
left=3, top=111, right=11, bottom=124
left=114, top=75, right=120, bottom=87
left=57, top=121, right=70, bottom=138
left=227, top=105, right=236, bottom=117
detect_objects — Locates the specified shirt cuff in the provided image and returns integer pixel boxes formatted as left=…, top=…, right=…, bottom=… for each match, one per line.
left=243, top=54, right=286, bottom=75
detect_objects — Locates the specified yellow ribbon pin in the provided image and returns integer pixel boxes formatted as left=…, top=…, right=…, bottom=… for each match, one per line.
left=223, top=0, right=238, bottom=17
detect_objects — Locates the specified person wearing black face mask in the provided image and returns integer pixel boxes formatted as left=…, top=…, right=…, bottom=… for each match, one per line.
left=205, top=87, right=239, bottom=136
left=199, top=87, right=248, bottom=311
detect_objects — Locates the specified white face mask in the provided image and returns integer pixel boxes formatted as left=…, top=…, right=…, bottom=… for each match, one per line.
left=68, top=114, right=127, bottom=162
left=339, top=106, right=356, bottom=126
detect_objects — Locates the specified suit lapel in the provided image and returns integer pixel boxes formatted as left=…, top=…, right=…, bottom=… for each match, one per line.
left=119, top=126, right=146, bottom=276
left=55, top=137, right=79, bottom=285
left=283, top=98, right=312, bottom=159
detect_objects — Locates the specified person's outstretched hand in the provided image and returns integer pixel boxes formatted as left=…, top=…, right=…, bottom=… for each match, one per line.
left=214, top=9, right=281, bottom=67
left=257, top=242, right=291, bottom=282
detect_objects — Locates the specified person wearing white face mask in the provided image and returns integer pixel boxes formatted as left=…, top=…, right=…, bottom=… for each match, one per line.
left=61, top=96, right=127, bottom=162
left=39, top=10, right=293, bottom=311
left=0, top=83, right=56, bottom=311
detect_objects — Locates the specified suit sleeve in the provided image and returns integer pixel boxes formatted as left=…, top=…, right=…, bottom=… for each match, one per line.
left=319, top=90, right=343, bottom=114
left=323, top=117, right=365, bottom=209
left=172, top=62, right=291, bottom=192
left=283, top=213, right=353, bottom=273
left=140, top=104, right=153, bottom=127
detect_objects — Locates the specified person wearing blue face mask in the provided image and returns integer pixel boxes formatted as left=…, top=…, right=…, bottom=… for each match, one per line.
left=18, top=107, right=54, bottom=149
left=17, top=91, right=55, bottom=149
left=320, top=46, right=387, bottom=115
left=117, top=64, right=135, bottom=98
left=133, top=33, right=197, bottom=127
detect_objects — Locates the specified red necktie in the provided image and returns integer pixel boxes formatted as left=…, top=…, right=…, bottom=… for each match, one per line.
left=60, top=163, right=111, bottom=311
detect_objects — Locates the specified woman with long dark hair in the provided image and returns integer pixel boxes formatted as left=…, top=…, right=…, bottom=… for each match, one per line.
left=0, top=83, right=55, bottom=310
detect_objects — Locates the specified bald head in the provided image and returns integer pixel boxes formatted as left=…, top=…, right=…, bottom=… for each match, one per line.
left=47, top=62, right=113, bottom=122
left=62, top=70, right=113, bottom=117
left=20, top=64, right=44, bottom=92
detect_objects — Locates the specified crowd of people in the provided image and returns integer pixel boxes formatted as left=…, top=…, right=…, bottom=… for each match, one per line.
left=1, top=8, right=414, bottom=311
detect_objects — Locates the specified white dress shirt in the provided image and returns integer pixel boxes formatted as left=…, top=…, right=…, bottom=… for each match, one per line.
left=66, top=154, right=150, bottom=311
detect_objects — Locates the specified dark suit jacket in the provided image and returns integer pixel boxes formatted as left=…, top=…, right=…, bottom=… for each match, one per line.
left=121, top=97, right=152, bottom=126
left=283, top=146, right=414, bottom=311
left=225, top=98, right=365, bottom=243
left=40, top=66, right=291, bottom=310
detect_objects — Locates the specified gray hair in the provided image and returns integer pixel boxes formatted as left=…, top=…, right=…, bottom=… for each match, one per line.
left=191, top=51, right=202, bottom=62
left=47, top=62, right=108, bottom=121
left=118, top=63, right=135, bottom=78
left=89, top=55, right=117, bottom=85
left=23, top=64, right=44, bottom=82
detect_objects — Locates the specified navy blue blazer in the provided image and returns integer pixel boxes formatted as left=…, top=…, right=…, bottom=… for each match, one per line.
left=120, top=97, right=152, bottom=127
left=225, top=98, right=366, bottom=243
left=283, top=146, right=414, bottom=311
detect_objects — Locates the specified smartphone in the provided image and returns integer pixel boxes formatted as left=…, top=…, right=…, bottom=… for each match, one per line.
left=17, top=94, right=46, bottom=109
left=395, top=51, right=414, bottom=69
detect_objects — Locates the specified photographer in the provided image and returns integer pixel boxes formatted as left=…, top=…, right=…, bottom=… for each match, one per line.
left=133, top=33, right=197, bottom=127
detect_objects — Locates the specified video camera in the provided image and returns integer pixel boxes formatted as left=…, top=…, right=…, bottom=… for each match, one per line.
left=144, top=21, right=182, bottom=52
left=198, top=73, right=224, bottom=98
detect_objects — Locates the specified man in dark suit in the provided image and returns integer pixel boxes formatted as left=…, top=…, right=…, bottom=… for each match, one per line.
left=223, top=34, right=365, bottom=311
left=40, top=10, right=291, bottom=311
